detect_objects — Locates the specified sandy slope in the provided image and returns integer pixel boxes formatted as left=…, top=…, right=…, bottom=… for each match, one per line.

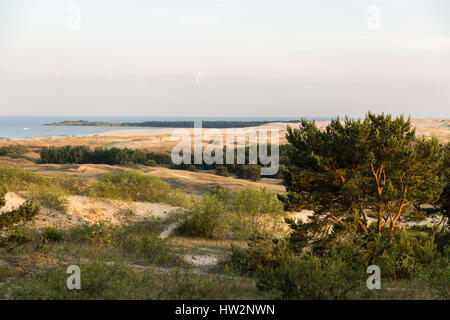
left=0, top=192, right=180, bottom=229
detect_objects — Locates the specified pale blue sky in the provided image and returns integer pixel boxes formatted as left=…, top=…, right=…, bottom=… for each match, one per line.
left=0, top=0, right=449, bottom=117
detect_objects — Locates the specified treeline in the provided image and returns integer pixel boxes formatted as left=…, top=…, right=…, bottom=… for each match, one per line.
left=122, top=120, right=300, bottom=128
left=39, top=145, right=291, bottom=181
left=40, top=146, right=172, bottom=166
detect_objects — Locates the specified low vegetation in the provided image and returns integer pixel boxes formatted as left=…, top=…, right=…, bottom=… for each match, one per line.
left=178, top=186, right=285, bottom=240
left=89, top=170, right=192, bottom=207
left=40, top=146, right=172, bottom=166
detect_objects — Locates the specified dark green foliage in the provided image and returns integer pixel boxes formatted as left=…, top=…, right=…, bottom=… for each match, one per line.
left=145, top=159, right=158, bottom=167
left=178, top=186, right=285, bottom=240
left=40, top=226, right=63, bottom=244
left=40, top=146, right=172, bottom=166
left=215, top=166, right=228, bottom=177
left=206, top=185, right=231, bottom=202
left=237, top=164, right=261, bottom=181
left=228, top=240, right=366, bottom=299
left=279, top=112, right=445, bottom=241
left=0, top=197, right=40, bottom=231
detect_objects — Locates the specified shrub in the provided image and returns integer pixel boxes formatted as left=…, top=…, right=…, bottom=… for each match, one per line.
left=164, top=189, right=192, bottom=208
left=179, top=186, right=285, bottom=240
left=369, top=229, right=439, bottom=280
left=89, top=170, right=170, bottom=203
left=0, top=145, right=29, bottom=156
left=215, top=166, right=228, bottom=177
left=206, top=186, right=230, bottom=202
left=40, top=226, right=64, bottom=244
left=0, top=200, right=40, bottom=231
left=188, top=165, right=198, bottom=172
left=255, top=251, right=366, bottom=299
left=0, top=226, right=34, bottom=247
left=230, top=186, right=285, bottom=238
left=237, top=164, right=261, bottom=181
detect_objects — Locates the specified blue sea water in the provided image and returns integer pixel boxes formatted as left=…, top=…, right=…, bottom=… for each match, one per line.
left=0, top=116, right=328, bottom=139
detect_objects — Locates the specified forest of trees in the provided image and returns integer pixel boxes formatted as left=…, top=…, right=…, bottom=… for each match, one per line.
left=40, top=146, right=172, bottom=166
left=122, top=120, right=300, bottom=128
left=47, top=120, right=301, bottom=128
left=39, top=145, right=291, bottom=180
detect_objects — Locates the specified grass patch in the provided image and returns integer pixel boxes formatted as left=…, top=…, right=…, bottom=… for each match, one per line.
left=3, top=262, right=271, bottom=300
left=89, top=170, right=192, bottom=207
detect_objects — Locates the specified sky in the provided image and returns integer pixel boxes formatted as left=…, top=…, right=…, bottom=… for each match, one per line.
left=0, top=0, right=449, bottom=118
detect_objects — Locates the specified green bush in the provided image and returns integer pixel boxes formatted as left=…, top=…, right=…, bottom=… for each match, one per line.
left=0, top=226, right=35, bottom=247
left=237, top=164, right=261, bottom=181
left=0, top=186, right=6, bottom=207
left=369, top=229, right=439, bottom=280
left=255, top=251, right=366, bottom=299
left=206, top=186, right=231, bottom=202
left=179, top=186, right=285, bottom=240
left=0, top=165, right=45, bottom=191
left=0, top=200, right=40, bottom=231
left=187, top=165, right=198, bottom=172
left=230, top=186, right=285, bottom=238
left=40, top=226, right=64, bottom=244
left=0, top=145, right=29, bottom=156
left=146, top=159, right=158, bottom=167
left=178, top=194, right=229, bottom=239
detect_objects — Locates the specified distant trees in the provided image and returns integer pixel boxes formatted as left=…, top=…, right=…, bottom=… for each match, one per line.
left=188, top=165, right=198, bottom=172
left=39, top=145, right=286, bottom=182
left=40, top=146, right=172, bottom=166
left=122, top=120, right=300, bottom=128
left=279, top=113, right=446, bottom=244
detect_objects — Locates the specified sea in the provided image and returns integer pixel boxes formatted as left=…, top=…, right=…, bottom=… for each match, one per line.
left=0, top=116, right=329, bottom=139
